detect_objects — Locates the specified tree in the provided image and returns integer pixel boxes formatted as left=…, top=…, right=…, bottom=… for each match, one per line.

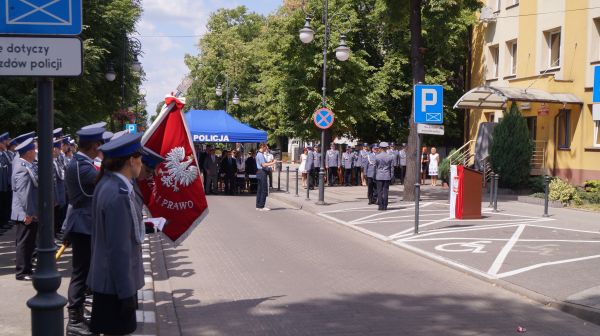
left=490, top=102, right=533, bottom=188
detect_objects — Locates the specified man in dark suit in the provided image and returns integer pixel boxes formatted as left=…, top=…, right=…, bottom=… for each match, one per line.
left=222, top=150, right=237, bottom=195
left=203, top=147, right=218, bottom=194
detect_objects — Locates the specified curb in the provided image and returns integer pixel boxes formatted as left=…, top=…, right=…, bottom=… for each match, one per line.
left=133, top=238, right=158, bottom=335
left=270, top=193, right=600, bottom=326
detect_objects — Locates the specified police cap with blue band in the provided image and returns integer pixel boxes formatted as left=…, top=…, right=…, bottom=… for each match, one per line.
left=0, top=132, right=9, bottom=142
left=15, top=138, right=35, bottom=155
left=62, top=137, right=71, bottom=145
left=102, top=131, right=114, bottom=143
left=77, top=127, right=105, bottom=143
left=13, top=132, right=35, bottom=145
left=82, top=122, right=107, bottom=130
left=53, top=139, right=62, bottom=148
left=99, top=133, right=146, bottom=158
left=141, top=147, right=164, bottom=169
left=53, top=128, right=63, bottom=138
left=111, top=130, right=128, bottom=141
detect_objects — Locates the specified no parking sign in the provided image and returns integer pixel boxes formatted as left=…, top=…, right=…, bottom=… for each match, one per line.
left=313, top=108, right=335, bottom=129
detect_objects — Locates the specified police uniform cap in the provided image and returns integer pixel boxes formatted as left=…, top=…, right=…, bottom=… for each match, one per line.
left=77, top=127, right=105, bottom=143
left=53, top=139, right=62, bottom=148
left=81, top=122, right=107, bottom=130
left=15, top=138, right=35, bottom=155
left=102, top=131, right=114, bottom=143
left=142, top=147, right=164, bottom=169
left=363, top=143, right=368, bottom=147
left=314, top=144, right=320, bottom=148
left=0, top=132, right=9, bottom=142
left=99, top=133, right=145, bottom=158
left=62, top=137, right=71, bottom=145
left=371, top=144, right=378, bottom=149
left=379, top=142, right=389, bottom=148
left=53, top=128, right=63, bottom=138
left=13, top=132, right=35, bottom=145
left=111, top=130, right=128, bottom=141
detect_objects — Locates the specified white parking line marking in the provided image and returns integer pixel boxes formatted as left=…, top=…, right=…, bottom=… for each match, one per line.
left=495, top=255, right=600, bottom=278
left=388, top=217, right=453, bottom=239
left=488, top=224, right=525, bottom=275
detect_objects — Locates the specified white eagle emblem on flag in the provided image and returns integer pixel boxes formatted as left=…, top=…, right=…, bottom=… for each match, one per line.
left=160, top=147, right=199, bottom=192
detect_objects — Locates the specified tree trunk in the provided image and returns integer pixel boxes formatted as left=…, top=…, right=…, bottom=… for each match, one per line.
left=403, top=0, right=425, bottom=202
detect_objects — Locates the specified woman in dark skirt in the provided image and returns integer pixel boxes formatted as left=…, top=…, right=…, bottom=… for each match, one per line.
left=87, top=133, right=146, bottom=335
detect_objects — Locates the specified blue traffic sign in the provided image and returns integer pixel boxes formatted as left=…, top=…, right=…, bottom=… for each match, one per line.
left=0, top=0, right=82, bottom=35
left=414, top=84, right=444, bottom=124
left=126, top=123, right=137, bottom=134
left=594, top=66, right=600, bottom=103
left=314, top=108, right=335, bottom=129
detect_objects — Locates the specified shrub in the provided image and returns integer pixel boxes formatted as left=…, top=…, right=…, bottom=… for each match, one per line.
left=584, top=180, right=600, bottom=193
left=490, top=103, right=533, bottom=189
left=528, top=176, right=546, bottom=193
left=579, top=190, right=600, bottom=204
left=549, top=178, right=582, bottom=205
left=530, top=192, right=544, bottom=199
left=438, top=149, right=456, bottom=184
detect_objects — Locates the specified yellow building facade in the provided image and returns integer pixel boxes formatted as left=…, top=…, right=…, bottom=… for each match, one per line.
left=460, top=0, right=600, bottom=185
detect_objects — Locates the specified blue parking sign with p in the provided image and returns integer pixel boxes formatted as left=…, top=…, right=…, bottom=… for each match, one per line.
left=126, top=124, right=137, bottom=134
left=414, top=84, right=444, bottom=124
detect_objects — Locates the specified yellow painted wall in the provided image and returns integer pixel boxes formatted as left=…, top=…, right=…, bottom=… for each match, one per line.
left=468, top=0, right=600, bottom=185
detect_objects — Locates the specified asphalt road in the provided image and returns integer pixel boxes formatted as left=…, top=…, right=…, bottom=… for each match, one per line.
left=161, top=194, right=600, bottom=335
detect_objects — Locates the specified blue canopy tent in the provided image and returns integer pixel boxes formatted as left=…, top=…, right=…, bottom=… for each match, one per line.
left=184, top=109, right=267, bottom=143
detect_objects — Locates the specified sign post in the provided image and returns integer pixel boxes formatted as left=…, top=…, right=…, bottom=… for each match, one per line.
left=313, top=107, right=334, bottom=204
left=1, top=1, right=83, bottom=334
left=413, top=84, right=444, bottom=234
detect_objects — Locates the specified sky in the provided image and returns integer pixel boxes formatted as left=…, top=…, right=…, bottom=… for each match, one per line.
left=137, top=0, right=283, bottom=116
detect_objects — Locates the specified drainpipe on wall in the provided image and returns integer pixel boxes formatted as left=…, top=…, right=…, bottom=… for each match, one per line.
left=552, top=109, right=563, bottom=177
left=465, top=25, right=473, bottom=144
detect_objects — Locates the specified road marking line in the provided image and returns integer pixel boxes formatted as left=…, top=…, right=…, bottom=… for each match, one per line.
left=394, top=237, right=600, bottom=243
left=496, top=255, right=600, bottom=278
left=526, top=224, right=600, bottom=235
left=388, top=217, right=452, bottom=239
left=348, top=209, right=404, bottom=224
left=318, top=213, right=391, bottom=241
left=488, top=224, right=526, bottom=275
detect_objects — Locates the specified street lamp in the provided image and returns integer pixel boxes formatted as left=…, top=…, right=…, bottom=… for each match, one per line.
left=299, top=0, right=351, bottom=205
left=215, top=73, right=240, bottom=112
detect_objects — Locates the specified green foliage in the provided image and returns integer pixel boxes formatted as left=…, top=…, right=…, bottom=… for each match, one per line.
left=0, top=0, right=143, bottom=134
left=489, top=103, right=533, bottom=188
left=528, top=176, right=546, bottom=193
left=549, top=178, right=582, bottom=205
left=438, top=149, right=456, bottom=183
left=185, top=0, right=481, bottom=144
left=584, top=180, right=600, bottom=193
left=578, top=190, right=600, bottom=204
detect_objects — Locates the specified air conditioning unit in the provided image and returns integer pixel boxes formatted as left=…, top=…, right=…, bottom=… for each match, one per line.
left=479, top=6, right=497, bottom=23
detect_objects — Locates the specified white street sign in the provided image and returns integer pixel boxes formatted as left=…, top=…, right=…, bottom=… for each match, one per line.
left=417, top=123, right=445, bottom=135
left=0, top=36, right=82, bottom=77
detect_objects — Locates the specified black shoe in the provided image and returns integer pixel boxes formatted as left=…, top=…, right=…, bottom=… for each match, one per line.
left=67, top=308, right=97, bottom=336
left=16, top=275, right=32, bottom=281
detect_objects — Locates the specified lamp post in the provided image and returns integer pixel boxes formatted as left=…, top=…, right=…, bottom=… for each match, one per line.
left=105, top=35, right=143, bottom=129
left=299, top=0, right=351, bottom=204
left=215, top=73, right=240, bottom=113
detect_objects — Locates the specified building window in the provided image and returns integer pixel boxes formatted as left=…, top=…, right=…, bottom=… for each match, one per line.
left=557, top=109, right=570, bottom=149
left=489, top=45, right=499, bottom=79
left=508, top=40, right=517, bottom=75
left=548, top=30, right=561, bottom=68
left=594, top=121, right=600, bottom=147
left=594, top=18, right=600, bottom=61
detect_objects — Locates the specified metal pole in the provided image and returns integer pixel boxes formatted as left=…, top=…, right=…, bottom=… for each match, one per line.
left=285, top=166, right=290, bottom=193
left=121, top=35, right=126, bottom=113
left=225, top=76, right=229, bottom=113
left=28, top=78, right=67, bottom=336
left=414, top=134, right=421, bottom=234
left=306, top=178, right=311, bottom=200
left=317, top=0, right=329, bottom=205
left=295, top=168, right=299, bottom=197
left=488, top=171, right=494, bottom=208
left=493, top=173, right=499, bottom=212
left=277, top=162, right=281, bottom=191
left=543, top=175, right=550, bottom=217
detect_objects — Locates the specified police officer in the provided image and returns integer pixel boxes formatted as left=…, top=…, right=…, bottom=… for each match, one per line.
left=352, top=146, right=362, bottom=186
left=366, top=144, right=377, bottom=204
left=11, top=138, right=38, bottom=281
left=0, top=132, right=12, bottom=230
left=53, top=138, right=67, bottom=240
left=341, top=146, right=354, bottom=186
left=360, top=143, right=369, bottom=186
left=10, top=132, right=35, bottom=172
left=88, top=133, right=145, bottom=335
left=312, top=144, right=321, bottom=187
left=305, top=146, right=314, bottom=190
left=64, top=126, right=105, bottom=336
left=375, top=142, right=394, bottom=211
left=325, top=143, right=340, bottom=186
left=399, top=143, right=407, bottom=185
left=389, top=143, right=399, bottom=184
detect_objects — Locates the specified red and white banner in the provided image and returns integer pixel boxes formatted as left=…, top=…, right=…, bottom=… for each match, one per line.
left=141, top=95, right=208, bottom=244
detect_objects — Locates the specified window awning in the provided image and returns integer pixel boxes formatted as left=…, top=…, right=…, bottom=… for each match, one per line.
left=453, top=86, right=584, bottom=110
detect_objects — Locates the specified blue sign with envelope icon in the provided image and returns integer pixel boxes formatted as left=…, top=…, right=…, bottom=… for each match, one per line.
left=414, top=84, right=444, bottom=124
left=0, top=0, right=82, bottom=35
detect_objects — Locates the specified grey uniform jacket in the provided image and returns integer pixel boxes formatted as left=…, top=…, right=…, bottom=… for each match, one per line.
left=64, top=153, right=98, bottom=235
left=374, top=152, right=394, bottom=181
left=326, top=150, right=340, bottom=167
left=305, top=151, right=314, bottom=171
left=366, top=152, right=376, bottom=178
left=203, top=155, right=218, bottom=177
left=11, top=158, right=38, bottom=221
left=342, top=152, right=354, bottom=169
left=87, top=171, right=144, bottom=299
left=54, top=155, right=67, bottom=207
left=360, top=150, right=369, bottom=170
left=0, top=151, right=12, bottom=192
left=313, top=152, right=322, bottom=168
left=399, top=149, right=407, bottom=166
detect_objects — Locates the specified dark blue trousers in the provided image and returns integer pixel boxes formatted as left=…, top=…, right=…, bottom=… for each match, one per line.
left=256, top=171, right=268, bottom=208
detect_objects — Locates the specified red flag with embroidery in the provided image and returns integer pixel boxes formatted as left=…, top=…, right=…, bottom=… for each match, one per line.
left=141, top=95, right=208, bottom=244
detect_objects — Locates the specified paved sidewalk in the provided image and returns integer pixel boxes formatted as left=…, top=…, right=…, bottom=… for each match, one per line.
left=269, top=165, right=600, bottom=324
left=0, top=223, right=158, bottom=335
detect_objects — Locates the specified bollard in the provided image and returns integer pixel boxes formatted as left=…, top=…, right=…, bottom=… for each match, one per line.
left=306, top=181, right=310, bottom=200
left=295, top=168, right=299, bottom=197
left=488, top=172, right=494, bottom=208
left=277, top=163, right=281, bottom=191
left=285, top=166, right=290, bottom=193
left=543, top=175, right=550, bottom=217
left=493, top=173, right=500, bottom=212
